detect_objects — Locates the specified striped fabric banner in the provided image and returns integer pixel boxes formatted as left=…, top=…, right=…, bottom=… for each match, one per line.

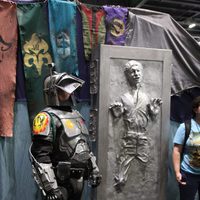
left=0, top=1, right=18, bottom=137
left=17, top=2, right=53, bottom=123
left=80, top=3, right=106, bottom=61
left=48, top=0, right=78, bottom=75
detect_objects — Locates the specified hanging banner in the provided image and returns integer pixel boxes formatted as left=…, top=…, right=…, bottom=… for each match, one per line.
left=0, top=2, right=18, bottom=137
left=76, top=6, right=90, bottom=101
left=80, top=3, right=106, bottom=61
left=103, top=6, right=128, bottom=45
left=17, top=2, right=53, bottom=123
left=15, top=40, right=26, bottom=102
left=48, top=0, right=78, bottom=75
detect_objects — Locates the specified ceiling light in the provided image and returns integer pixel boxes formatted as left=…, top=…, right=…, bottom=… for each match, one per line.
left=188, top=23, right=196, bottom=29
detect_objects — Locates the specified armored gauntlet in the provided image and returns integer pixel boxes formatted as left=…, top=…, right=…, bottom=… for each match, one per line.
left=88, top=153, right=102, bottom=187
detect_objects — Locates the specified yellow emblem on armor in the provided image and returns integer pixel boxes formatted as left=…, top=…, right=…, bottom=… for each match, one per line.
left=65, top=119, right=74, bottom=129
left=33, top=112, right=49, bottom=134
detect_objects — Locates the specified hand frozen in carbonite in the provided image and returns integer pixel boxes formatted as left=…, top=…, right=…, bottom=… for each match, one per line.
left=148, top=98, right=162, bottom=116
left=109, top=102, right=124, bottom=118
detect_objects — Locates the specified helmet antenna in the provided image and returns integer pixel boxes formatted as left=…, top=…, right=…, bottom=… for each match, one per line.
left=48, top=62, right=55, bottom=77
left=48, top=63, right=56, bottom=91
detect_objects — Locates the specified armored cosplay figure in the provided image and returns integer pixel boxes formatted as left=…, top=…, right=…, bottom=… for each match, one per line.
left=29, top=64, right=101, bottom=200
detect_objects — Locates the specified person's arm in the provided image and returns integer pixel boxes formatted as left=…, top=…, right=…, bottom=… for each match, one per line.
left=30, top=112, right=67, bottom=200
left=88, top=152, right=102, bottom=187
left=172, top=144, right=186, bottom=185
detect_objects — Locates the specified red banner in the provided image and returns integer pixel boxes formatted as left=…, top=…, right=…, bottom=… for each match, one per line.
left=80, top=3, right=106, bottom=60
left=0, top=2, right=18, bottom=137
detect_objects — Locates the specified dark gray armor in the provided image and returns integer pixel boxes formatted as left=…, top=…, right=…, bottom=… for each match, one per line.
left=30, top=64, right=101, bottom=200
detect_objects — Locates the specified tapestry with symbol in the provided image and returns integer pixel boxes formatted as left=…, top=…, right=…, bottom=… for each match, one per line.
left=17, top=2, right=53, bottom=123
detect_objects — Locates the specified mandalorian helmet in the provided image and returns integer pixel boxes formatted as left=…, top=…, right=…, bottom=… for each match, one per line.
left=43, top=63, right=84, bottom=106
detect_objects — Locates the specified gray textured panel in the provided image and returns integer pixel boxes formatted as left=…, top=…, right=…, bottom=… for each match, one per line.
left=96, top=45, right=172, bottom=200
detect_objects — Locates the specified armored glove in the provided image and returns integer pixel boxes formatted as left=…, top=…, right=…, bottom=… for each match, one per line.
left=88, top=153, right=102, bottom=187
left=89, top=169, right=102, bottom=187
left=46, top=187, right=68, bottom=200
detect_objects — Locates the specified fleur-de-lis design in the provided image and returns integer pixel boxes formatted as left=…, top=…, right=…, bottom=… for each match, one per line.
left=23, top=33, right=52, bottom=75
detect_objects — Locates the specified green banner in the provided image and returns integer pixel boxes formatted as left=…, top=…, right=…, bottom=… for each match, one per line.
left=17, top=2, right=53, bottom=124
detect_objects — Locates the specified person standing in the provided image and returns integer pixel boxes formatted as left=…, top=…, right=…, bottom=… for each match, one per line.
left=29, top=64, right=101, bottom=200
left=173, top=96, right=200, bottom=200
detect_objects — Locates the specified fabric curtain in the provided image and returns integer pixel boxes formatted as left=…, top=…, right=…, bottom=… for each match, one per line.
left=125, top=8, right=200, bottom=95
left=0, top=102, right=42, bottom=200
left=17, top=2, right=53, bottom=123
left=15, top=38, right=26, bottom=102
left=80, top=3, right=106, bottom=61
left=76, top=6, right=90, bottom=101
left=103, top=6, right=128, bottom=45
left=48, top=0, right=78, bottom=75
left=0, top=1, right=18, bottom=137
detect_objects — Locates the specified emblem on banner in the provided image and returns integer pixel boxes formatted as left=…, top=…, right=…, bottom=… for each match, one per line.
left=23, top=33, right=52, bottom=75
left=56, top=31, right=71, bottom=59
left=110, top=18, right=125, bottom=37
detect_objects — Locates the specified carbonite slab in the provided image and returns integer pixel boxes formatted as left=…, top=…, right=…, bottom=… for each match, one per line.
left=96, top=45, right=172, bottom=200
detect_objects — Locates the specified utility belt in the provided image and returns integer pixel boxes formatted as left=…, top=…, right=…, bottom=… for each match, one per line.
left=55, top=161, right=91, bottom=182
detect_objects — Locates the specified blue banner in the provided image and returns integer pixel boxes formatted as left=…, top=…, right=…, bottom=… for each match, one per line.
left=48, top=0, right=78, bottom=75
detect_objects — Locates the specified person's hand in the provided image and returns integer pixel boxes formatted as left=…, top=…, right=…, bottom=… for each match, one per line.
left=176, top=172, right=186, bottom=185
left=46, top=187, right=68, bottom=200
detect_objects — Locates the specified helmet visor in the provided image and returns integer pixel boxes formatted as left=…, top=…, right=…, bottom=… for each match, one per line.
left=55, top=74, right=84, bottom=94
left=56, top=82, right=82, bottom=94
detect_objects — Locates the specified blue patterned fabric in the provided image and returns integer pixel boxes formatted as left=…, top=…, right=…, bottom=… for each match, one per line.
left=48, top=0, right=78, bottom=75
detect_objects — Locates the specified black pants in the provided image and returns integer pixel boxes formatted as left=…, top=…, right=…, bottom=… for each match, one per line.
left=179, top=170, right=200, bottom=200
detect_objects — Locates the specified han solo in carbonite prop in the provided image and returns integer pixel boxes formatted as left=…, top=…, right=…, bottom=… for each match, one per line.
left=29, top=63, right=101, bottom=200
left=109, top=60, right=162, bottom=191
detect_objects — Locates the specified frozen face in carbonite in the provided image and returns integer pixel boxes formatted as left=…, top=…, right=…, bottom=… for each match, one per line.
left=124, top=60, right=143, bottom=87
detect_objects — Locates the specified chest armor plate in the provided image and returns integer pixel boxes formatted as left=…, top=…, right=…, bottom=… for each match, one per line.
left=60, top=117, right=88, bottom=138
left=44, top=107, right=89, bottom=137
left=44, top=107, right=90, bottom=158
